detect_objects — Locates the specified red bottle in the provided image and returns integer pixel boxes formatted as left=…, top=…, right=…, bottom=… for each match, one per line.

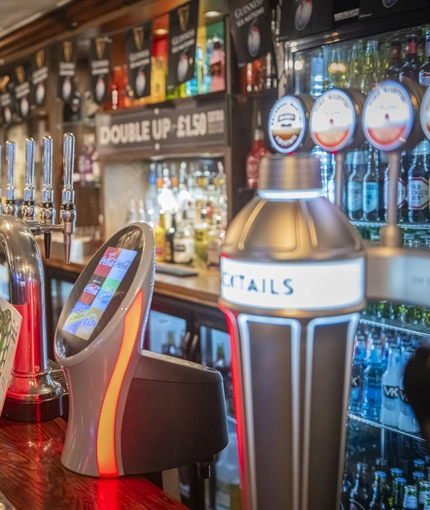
left=246, top=112, right=270, bottom=189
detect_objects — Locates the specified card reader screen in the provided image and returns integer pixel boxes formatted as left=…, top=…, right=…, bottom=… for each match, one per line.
left=62, top=247, right=137, bottom=340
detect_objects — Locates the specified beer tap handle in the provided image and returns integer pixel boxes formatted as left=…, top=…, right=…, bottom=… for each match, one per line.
left=380, top=150, right=403, bottom=248
left=60, top=133, right=76, bottom=264
left=335, top=152, right=345, bottom=210
left=40, top=136, right=55, bottom=258
left=4, top=141, right=17, bottom=216
left=23, top=138, right=36, bottom=221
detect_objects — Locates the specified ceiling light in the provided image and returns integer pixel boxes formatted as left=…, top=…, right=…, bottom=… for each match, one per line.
left=155, top=28, right=168, bottom=36
left=205, top=10, right=221, bottom=18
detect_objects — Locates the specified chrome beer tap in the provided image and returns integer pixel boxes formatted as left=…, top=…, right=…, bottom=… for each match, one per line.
left=39, top=136, right=56, bottom=258
left=22, top=138, right=36, bottom=221
left=0, top=133, right=77, bottom=422
left=4, top=141, right=17, bottom=216
left=60, top=133, right=76, bottom=264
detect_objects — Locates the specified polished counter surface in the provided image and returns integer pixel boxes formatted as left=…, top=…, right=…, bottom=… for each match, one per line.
left=43, top=254, right=221, bottom=308
left=0, top=418, right=187, bottom=510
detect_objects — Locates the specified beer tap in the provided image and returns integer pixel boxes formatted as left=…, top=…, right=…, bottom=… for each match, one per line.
left=4, top=141, right=17, bottom=216
left=22, top=138, right=36, bottom=221
left=39, top=136, right=56, bottom=258
left=60, top=133, right=76, bottom=264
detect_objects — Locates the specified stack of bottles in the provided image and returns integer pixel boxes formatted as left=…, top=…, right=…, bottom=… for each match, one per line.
left=349, top=324, right=424, bottom=434
left=128, top=158, right=227, bottom=269
left=342, top=459, right=430, bottom=509
left=363, top=299, right=430, bottom=329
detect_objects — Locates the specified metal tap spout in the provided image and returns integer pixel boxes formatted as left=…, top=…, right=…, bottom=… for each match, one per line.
left=39, top=136, right=55, bottom=258
left=4, top=141, right=17, bottom=216
left=60, top=133, right=76, bottom=264
left=22, top=138, right=36, bottom=221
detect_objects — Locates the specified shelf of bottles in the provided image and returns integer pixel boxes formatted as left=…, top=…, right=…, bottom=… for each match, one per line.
left=291, top=21, right=430, bottom=509
left=131, top=155, right=227, bottom=270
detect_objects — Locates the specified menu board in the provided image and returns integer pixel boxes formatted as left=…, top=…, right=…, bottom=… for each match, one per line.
left=62, top=247, right=137, bottom=341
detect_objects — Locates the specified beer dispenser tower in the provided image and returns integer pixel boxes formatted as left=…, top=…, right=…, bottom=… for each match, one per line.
left=220, top=81, right=430, bottom=510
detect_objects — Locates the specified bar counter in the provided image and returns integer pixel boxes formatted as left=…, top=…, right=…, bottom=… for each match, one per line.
left=43, top=254, right=221, bottom=308
left=0, top=417, right=187, bottom=510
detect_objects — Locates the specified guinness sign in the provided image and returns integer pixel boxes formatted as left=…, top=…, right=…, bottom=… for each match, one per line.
left=14, top=64, right=31, bottom=118
left=31, top=48, right=49, bottom=107
left=90, top=36, right=112, bottom=105
left=58, top=40, right=76, bottom=103
left=167, top=0, right=199, bottom=88
left=126, top=22, right=152, bottom=99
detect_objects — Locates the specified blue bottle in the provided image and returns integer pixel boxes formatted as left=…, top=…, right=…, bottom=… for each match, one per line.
left=362, top=339, right=383, bottom=421
left=349, top=334, right=367, bottom=415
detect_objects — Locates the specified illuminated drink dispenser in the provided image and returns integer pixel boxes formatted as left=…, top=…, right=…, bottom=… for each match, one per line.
left=55, top=222, right=227, bottom=477
left=219, top=155, right=365, bottom=510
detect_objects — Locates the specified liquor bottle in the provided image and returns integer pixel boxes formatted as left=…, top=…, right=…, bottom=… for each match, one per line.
left=363, top=145, right=381, bottom=221
left=361, top=40, right=379, bottom=94
left=384, top=152, right=408, bottom=223
left=420, top=30, right=430, bottom=87
left=210, top=36, right=225, bottom=92
left=362, top=338, right=383, bottom=420
left=388, top=469, right=403, bottom=509
left=404, top=485, right=419, bottom=509
left=266, top=51, right=278, bottom=91
left=328, top=46, right=348, bottom=89
left=207, top=216, right=225, bottom=269
left=348, top=42, right=363, bottom=89
left=350, top=462, right=370, bottom=510
left=310, top=50, right=324, bottom=97
left=347, top=147, right=367, bottom=220
left=246, top=112, right=270, bottom=189
left=151, top=56, right=166, bottom=103
left=381, top=346, right=401, bottom=427
left=165, top=214, right=177, bottom=263
left=349, top=334, right=367, bottom=414
left=369, top=471, right=387, bottom=509
left=385, top=39, right=403, bottom=81
left=173, top=211, right=195, bottom=265
left=399, top=348, right=420, bottom=433
left=400, top=34, right=420, bottom=83
left=145, top=164, right=159, bottom=226
left=408, top=141, right=430, bottom=224
left=202, top=38, right=213, bottom=94
left=154, top=211, right=166, bottom=263
left=194, top=209, right=209, bottom=267
left=186, top=43, right=203, bottom=97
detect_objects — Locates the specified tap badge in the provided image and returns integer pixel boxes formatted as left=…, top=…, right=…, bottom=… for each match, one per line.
left=269, top=96, right=306, bottom=153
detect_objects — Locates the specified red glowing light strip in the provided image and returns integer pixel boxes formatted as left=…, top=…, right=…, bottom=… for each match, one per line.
left=97, top=290, right=143, bottom=477
left=219, top=303, right=249, bottom=510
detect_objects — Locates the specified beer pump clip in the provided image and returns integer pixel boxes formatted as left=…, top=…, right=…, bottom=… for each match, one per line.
left=55, top=222, right=227, bottom=478
left=268, top=94, right=315, bottom=155
left=309, top=88, right=367, bottom=208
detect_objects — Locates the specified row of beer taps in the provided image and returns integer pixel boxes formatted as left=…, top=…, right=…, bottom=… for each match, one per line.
left=1, top=133, right=76, bottom=264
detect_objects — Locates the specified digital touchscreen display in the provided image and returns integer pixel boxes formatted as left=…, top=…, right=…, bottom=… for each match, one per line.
left=62, top=247, right=137, bottom=340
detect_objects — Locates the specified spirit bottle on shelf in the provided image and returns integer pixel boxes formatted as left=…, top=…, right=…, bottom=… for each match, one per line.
left=385, top=39, right=403, bottom=81
left=361, top=40, right=380, bottom=94
left=348, top=42, right=363, bottom=89
left=408, top=141, right=430, bottom=224
left=400, top=34, right=420, bottom=83
left=420, top=30, right=430, bottom=87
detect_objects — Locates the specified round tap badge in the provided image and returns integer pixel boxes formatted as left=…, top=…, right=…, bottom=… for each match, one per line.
left=420, top=86, right=430, bottom=142
left=363, top=81, right=413, bottom=152
left=310, top=89, right=356, bottom=153
left=269, top=96, right=306, bottom=153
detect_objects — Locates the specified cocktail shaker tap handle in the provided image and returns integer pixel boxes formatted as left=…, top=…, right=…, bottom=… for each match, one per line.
left=60, top=133, right=76, bottom=264
left=4, top=141, right=17, bottom=216
left=23, top=138, right=36, bottom=221
left=40, top=136, right=55, bottom=258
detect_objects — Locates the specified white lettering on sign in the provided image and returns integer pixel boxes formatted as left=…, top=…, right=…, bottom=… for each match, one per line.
left=220, top=258, right=365, bottom=310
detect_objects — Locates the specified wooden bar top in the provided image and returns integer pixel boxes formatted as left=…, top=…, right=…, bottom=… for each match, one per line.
left=43, top=254, right=221, bottom=309
left=0, top=418, right=188, bottom=510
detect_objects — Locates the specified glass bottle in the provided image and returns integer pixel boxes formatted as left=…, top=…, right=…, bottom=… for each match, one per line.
left=424, top=493, right=430, bottom=510
left=408, top=141, right=430, bottom=224
left=207, top=216, right=225, bottom=269
left=154, top=211, right=166, bottom=263
left=165, top=214, right=177, bottom=263
left=210, top=36, right=225, bottom=92
left=385, top=39, right=403, bottom=81
left=384, top=151, right=409, bottom=223
left=403, top=485, right=419, bottom=509
left=347, top=147, right=367, bottom=220
left=266, top=51, right=278, bottom=90
left=328, top=46, right=348, bottom=88
left=369, top=471, right=387, bottom=509
left=381, top=346, right=401, bottom=427
left=348, top=42, right=363, bottom=89
left=349, top=334, right=367, bottom=415
left=151, top=56, right=166, bottom=103
left=387, top=469, right=403, bottom=509
left=246, top=112, right=270, bottom=189
left=173, top=211, right=195, bottom=265
left=349, top=462, right=370, bottom=510
left=363, top=145, right=381, bottom=221
left=194, top=208, right=209, bottom=267
left=362, top=337, right=383, bottom=421
left=420, top=30, right=430, bottom=87
left=361, top=40, right=379, bottom=94
left=186, top=43, right=203, bottom=97
left=398, top=348, right=420, bottom=433
left=400, top=34, right=420, bottom=83
left=310, top=50, right=324, bottom=97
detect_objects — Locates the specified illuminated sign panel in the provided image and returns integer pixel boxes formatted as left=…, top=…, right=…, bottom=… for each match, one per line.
left=220, top=258, right=365, bottom=310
